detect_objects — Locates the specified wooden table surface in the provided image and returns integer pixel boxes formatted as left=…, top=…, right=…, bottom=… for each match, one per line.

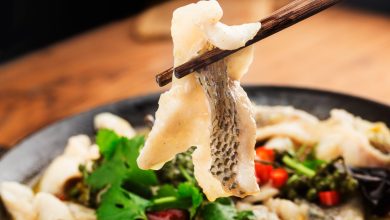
left=0, top=4, right=389, bottom=147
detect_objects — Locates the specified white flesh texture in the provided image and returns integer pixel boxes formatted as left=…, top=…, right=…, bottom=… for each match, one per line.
left=316, top=109, right=390, bottom=167
left=137, top=0, right=260, bottom=200
left=94, top=112, right=136, bottom=138
left=255, top=106, right=319, bottom=146
left=0, top=182, right=36, bottom=220
left=34, top=192, right=74, bottom=220
left=39, top=135, right=98, bottom=195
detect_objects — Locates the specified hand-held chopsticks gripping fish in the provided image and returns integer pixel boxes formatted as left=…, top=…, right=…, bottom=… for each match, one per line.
left=137, top=0, right=260, bottom=201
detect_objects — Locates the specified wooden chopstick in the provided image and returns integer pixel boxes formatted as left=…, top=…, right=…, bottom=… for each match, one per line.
left=156, top=0, right=342, bottom=87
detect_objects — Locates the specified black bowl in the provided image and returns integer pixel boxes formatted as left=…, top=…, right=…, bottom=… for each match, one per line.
left=0, top=86, right=389, bottom=218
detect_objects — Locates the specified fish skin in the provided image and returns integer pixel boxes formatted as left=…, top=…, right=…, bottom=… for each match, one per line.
left=197, top=59, right=258, bottom=197
left=137, top=0, right=260, bottom=200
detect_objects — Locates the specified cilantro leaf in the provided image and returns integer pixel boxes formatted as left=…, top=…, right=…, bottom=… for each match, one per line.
left=96, top=129, right=121, bottom=158
left=154, top=185, right=178, bottom=198
left=86, top=129, right=205, bottom=219
left=150, top=182, right=203, bottom=218
left=87, top=159, right=128, bottom=191
left=87, top=129, right=158, bottom=193
left=97, top=185, right=151, bottom=220
left=86, top=129, right=160, bottom=220
left=236, top=210, right=256, bottom=220
left=177, top=182, right=203, bottom=217
left=199, top=198, right=236, bottom=219
left=199, top=198, right=254, bottom=220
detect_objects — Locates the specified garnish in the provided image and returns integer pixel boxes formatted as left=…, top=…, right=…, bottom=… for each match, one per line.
left=199, top=198, right=255, bottom=220
left=77, top=129, right=207, bottom=220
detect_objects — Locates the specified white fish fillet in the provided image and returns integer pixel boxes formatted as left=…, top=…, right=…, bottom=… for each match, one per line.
left=316, top=109, right=390, bottom=167
left=137, top=0, right=260, bottom=200
left=0, top=182, right=36, bottom=220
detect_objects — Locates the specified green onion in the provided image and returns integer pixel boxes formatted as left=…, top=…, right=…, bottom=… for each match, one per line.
left=178, top=164, right=194, bottom=183
left=152, top=196, right=178, bottom=205
left=282, top=155, right=315, bottom=177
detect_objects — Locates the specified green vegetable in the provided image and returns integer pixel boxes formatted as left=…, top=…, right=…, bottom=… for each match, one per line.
left=306, top=188, right=317, bottom=201
left=86, top=130, right=159, bottom=219
left=85, top=130, right=205, bottom=219
left=199, top=198, right=255, bottom=220
left=97, top=185, right=151, bottom=220
left=282, top=155, right=316, bottom=177
left=87, top=129, right=158, bottom=194
left=302, top=159, right=325, bottom=170
left=157, top=146, right=195, bottom=185
left=150, top=182, right=203, bottom=218
left=236, top=211, right=256, bottom=220
left=279, top=151, right=357, bottom=205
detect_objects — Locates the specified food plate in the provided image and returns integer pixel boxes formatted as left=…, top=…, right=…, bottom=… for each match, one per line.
left=1, top=85, right=389, bottom=218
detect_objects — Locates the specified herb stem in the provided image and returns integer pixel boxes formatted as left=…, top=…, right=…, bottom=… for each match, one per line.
left=152, top=196, right=178, bottom=205
left=178, top=165, right=193, bottom=183
left=282, top=155, right=315, bottom=177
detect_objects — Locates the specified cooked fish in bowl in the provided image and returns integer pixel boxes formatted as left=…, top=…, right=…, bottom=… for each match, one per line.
left=1, top=1, right=389, bottom=220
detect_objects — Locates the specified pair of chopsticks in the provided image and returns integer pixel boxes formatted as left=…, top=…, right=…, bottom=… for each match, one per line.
left=156, top=0, right=342, bottom=87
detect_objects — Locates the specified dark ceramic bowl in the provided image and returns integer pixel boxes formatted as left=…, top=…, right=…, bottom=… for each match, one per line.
left=0, top=86, right=389, bottom=218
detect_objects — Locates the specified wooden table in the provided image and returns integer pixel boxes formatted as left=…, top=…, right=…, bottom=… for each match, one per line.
left=0, top=5, right=389, bottom=147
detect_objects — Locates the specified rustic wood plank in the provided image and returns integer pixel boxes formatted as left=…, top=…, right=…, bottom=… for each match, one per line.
left=0, top=6, right=389, bottom=147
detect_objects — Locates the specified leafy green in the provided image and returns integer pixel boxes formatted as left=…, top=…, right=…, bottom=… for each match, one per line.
left=154, top=185, right=178, bottom=198
left=157, top=146, right=196, bottom=185
left=150, top=182, right=203, bottom=218
left=97, top=185, right=151, bottom=220
left=86, top=129, right=205, bottom=220
left=85, top=129, right=159, bottom=219
left=96, top=129, right=122, bottom=158
left=236, top=211, right=256, bottom=220
left=87, top=129, right=158, bottom=192
left=177, top=182, right=203, bottom=217
left=282, top=155, right=316, bottom=177
left=302, top=159, right=325, bottom=170
left=199, top=198, right=254, bottom=220
left=85, top=129, right=256, bottom=220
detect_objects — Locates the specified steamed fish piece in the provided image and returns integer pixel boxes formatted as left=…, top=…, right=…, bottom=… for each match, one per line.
left=34, top=192, right=74, bottom=220
left=0, top=182, right=95, bottom=220
left=264, top=137, right=295, bottom=152
left=254, top=105, right=319, bottom=127
left=137, top=0, right=260, bottom=200
left=66, top=202, right=97, bottom=220
left=330, top=109, right=390, bottom=154
left=94, top=112, right=136, bottom=138
left=316, top=109, right=390, bottom=167
left=325, top=198, right=364, bottom=220
left=265, top=198, right=308, bottom=220
left=39, top=135, right=98, bottom=195
left=0, top=182, right=36, bottom=220
left=255, top=106, right=319, bottom=147
left=242, top=183, right=279, bottom=203
left=256, top=122, right=317, bottom=146
left=236, top=202, right=280, bottom=220
left=196, top=59, right=257, bottom=195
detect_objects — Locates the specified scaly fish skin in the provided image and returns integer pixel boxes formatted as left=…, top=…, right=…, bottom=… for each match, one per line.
left=197, top=59, right=245, bottom=196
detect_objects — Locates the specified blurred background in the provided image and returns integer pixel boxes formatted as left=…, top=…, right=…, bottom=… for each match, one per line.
left=0, top=0, right=389, bottom=146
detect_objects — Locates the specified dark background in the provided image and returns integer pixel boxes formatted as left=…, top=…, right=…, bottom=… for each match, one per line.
left=0, top=0, right=389, bottom=64
left=0, top=0, right=161, bottom=63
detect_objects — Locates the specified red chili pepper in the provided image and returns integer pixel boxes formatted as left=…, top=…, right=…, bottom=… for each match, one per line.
left=270, top=168, right=289, bottom=188
left=255, top=162, right=273, bottom=184
left=256, top=147, right=275, bottom=162
left=318, top=190, right=340, bottom=206
left=147, top=209, right=188, bottom=220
